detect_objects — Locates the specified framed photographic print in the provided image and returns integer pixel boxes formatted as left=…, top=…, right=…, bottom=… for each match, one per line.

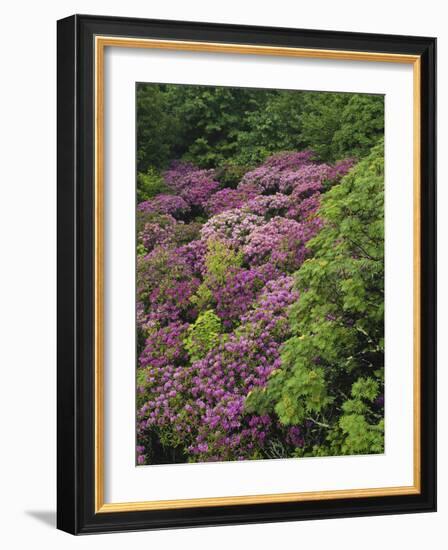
left=57, top=14, right=436, bottom=534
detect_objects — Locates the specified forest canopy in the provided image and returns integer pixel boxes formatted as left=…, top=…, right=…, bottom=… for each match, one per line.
left=137, top=84, right=384, bottom=174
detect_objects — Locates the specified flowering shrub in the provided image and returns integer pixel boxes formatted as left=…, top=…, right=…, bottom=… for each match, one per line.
left=139, top=218, right=177, bottom=253
left=243, top=217, right=311, bottom=271
left=239, top=151, right=354, bottom=197
left=205, top=185, right=258, bottom=215
left=137, top=276, right=300, bottom=461
left=239, top=150, right=316, bottom=193
left=137, top=246, right=200, bottom=329
left=139, top=321, right=189, bottom=369
left=214, top=264, right=279, bottom=329
left=245, top=143, right=384, bottom=457
left=164, top=161, right=220, bottom=208
left=201, top=209, right=264, bottom=248
left=287, top=193, right=321, bottom=222
left=135, top=151, right=363, bottom=464
left=244, top=193, right=291, bottom=218
left=175, top=239, right=208, bottom=277
left=138, top=194, right=190, bottom=218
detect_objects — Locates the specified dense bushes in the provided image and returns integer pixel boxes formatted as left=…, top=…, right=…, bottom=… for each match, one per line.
left=245, top=141, right=385, bottom=456
left=135, top=150, right=372, bottom=464
left=135, top=84, right=384, bottom=465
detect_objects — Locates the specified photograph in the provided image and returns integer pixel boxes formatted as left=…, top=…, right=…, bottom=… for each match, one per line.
left=55, top=14, right=436, bottom=534
left=0, top=0, right=442, bottom=545
left=135, top=83, right=386, bottom=465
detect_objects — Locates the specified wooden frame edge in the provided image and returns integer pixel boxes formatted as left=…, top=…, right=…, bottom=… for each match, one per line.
left=93, top=35, right=422, bottom=514
left=96, top=486, right=420, bottom=513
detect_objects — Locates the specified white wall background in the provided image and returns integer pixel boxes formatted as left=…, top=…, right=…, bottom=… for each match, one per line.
left=0, top=0, right=444, bottom=547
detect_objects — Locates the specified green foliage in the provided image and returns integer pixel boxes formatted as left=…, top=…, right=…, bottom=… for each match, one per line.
left=232, top=91, right=306, bottom=165
left=136, top=84, right=180, bottom=172
left=136, top=84, right=384, bottom=174
left=332, top=94, right=385, bottom=162
left=351, top=377, right=379, bottom=402
left=164, top=85, right=275, bottom=168
left=246, top=141, right=385, bottom=455
left=204, top=240, right=243, bottom=285
left=299, top=92, right=384, bottom=162
left=191, top=240, right=243, bottom=311
left=339, top=414, right=384, bottom=454
left=337, top=376, right=384, bottom=454
left=298, top=92, right=349, bottom=162
left=190, top=283, right=214, bottom=312
left=137, top=167, right=170, bottom=202
left=183, top=310, right=223, bottom=362
left=246, top=363, right=331, bottom=425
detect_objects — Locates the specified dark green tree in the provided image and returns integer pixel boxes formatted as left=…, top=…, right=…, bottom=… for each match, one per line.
left=332, top=94, right=385, bottom=161
left=232, top=90, right=306, bottom=165
left=136, top=84, right=179, bottom=172
left=164, top=85, right=275, bottom=168
left=136, top=84, right=384, bottom=174
left=299, top=92, right=384, bottom=162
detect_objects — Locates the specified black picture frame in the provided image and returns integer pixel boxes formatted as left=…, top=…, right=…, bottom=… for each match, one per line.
left=57, top=14, right=436, bottom=535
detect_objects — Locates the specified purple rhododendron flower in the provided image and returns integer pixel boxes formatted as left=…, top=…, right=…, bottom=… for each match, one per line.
left=201, top=208, right=264, bottom=248
left=138, top=194, right=190, bottom=218
left=164, top=161, right=220, bottom=208
left=244, top=217, right=310, bottom=271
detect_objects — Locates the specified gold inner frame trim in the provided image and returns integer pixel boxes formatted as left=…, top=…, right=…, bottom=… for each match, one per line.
left=94, top=35, right=422, bottom=513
